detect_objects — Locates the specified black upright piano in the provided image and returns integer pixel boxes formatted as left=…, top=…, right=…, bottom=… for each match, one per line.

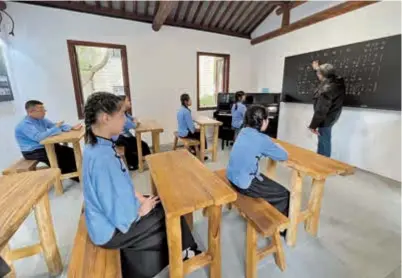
left=213, top=92, right=282, bottom=149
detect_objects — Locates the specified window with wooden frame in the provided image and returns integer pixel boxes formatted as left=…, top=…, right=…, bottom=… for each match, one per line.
left=197, top=52, right=230, bottom=110
left=67, top=40, right=131, bottom=119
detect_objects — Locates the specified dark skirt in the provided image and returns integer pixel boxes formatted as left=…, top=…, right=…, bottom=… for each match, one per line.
left=115, top=135, right=151, bottom=170
left=0, top=256, right=10, bottom=277
left=22, top=144, right=79, bottom=182
left=102, top=204, right=197, bottom=278
left=234, top=174, right=290, bottom=217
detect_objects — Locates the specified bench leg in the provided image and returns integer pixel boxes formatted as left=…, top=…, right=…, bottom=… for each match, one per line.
left=200, top=126, right=206, bottom=163
left=212, top=125, right=219, bottom=162
left=195, top=146, right=201, bottom=160
left=166, top=216, right=183, bottom=278
left=246, top=221, right=257, bottom=278
left=272, top=231, right=286, bottom=271
left=136, top=132, right=144, bottom=172
left=72, top=142, right=82, bottom=182
left=44, top=144, right=64, bottom=195
left=34, top=194, right=63, bottom=276
left=173, top=136, right=179, bottom=150
left=208, top=205, right=222, bottom=278
left=1, top=244, right=16, bottom=278
left=287, top=169, right=303, bottom=247
left=305, top=178, right=325, bottom=236
left=152, top=131, right=160, bottom=153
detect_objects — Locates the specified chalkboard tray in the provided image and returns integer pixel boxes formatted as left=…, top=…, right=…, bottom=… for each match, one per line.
left=282, top=34, right=401, bottom=111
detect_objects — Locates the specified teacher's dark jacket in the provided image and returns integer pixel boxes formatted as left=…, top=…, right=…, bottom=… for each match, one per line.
left=309, top=76, right=345, bottom=129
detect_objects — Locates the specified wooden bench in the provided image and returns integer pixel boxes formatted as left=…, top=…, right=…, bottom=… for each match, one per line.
left=172, top=131, right=201, bottom=159
left=215, top=169, right=289, bottom=278
left=67, top=213, right=122, bottom=278
left=2, top=158, right=39, bottom=175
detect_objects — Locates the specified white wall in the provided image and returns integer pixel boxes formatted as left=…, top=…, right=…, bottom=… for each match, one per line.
left=0, top=2, right=252, bottom=172
left=251, top=1, right=401, bottom=181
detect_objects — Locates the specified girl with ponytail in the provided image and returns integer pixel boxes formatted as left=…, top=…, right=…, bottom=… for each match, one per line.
left=231, top=91, right=246, bottom=139
left=83, top=92, right=199, bottom=278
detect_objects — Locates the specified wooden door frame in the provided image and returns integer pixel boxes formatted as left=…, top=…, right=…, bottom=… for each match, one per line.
left=67, top=40, right=131, bottom=119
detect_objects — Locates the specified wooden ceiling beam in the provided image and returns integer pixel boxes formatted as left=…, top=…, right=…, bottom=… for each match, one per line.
left=232, top=1, right=257, bottom=32
left=208, top=1, right=225, bottom=28
left=281, top=2, right=290, bottom=27
left=276, top=0, right=307, bottom=15
left=251, top=1, right=378, bottom=45
left=183, top=1, right=193, bottom=22
left=219, top=1, right=240, bottom=29
left=238, top=1, right=266, bottom=34
left=192, top=1, right=205, bottom=24
left=246, top=2, right=279, bottom=34
left=173, top=1, right=183, bottom=22
left=152, top=1, right=177, bottom=31
left=223, top=1, right=248, bottom=30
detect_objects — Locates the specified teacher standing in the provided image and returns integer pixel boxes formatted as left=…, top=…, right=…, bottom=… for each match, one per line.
left=309, top=61, right=345, bottom=157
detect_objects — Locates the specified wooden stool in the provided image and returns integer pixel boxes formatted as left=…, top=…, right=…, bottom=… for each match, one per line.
left=68, top=213, right=122, bottom=277
left=2, top=158, right=39, bottom=175
left=172, top=132, right=201, bottom=160
left=215, top=169, right=289, bottom=277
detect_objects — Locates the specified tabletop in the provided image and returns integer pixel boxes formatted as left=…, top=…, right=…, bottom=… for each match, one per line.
left=193, top=115, right=222, bottom=126
left=0, top=169, right=60, bottom=250
left=273, top=138, right=355, bottom=180
left=145, top=150, right=236, bottom=218
left=134, top=119, right=164, bottom=133
left=40, top=127, right=85, bottom=145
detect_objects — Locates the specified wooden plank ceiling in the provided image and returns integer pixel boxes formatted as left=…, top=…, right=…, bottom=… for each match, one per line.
left=23, top=1, right=288, bottom=39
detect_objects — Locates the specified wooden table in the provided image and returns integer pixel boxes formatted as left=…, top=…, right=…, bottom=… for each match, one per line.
left=193, top=115, right=222, bottom=163
left=267, top=138, right=355, bottom=247
left=0, top=169, right=63, bottom=277
left=146, top=150, right=236, bottom=278
left=40, top=127, right=84, bottom=195
left=134, top=119, right=164, bottom=172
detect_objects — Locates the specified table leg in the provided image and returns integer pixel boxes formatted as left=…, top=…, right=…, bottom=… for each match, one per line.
left=34, top=194, right=63, bottom=275
left=305, top=178, right=326, bottom=236
left=166, top=216, right=183, bottom=278
left=1, top=244, right=16, bottom=278
left=208, top=205, right=222, bottom=278
left=286, top=169, right=303, bottom=247
left=152, top=131, right=160, bottom=153
left=246, top=221, right=257, bottom=278
left=184, top=213, right=193, bottom=231
left=136, top=132, right=144, bottom=172
left=72, top=142, right=82, bottom=182
left=200, top=126, right=206, bottom=163
left=212, top=125, right=219, bottom=162
left=44, top=144, right=63, bottom=195
left=266, top=159, right=277, bottom=180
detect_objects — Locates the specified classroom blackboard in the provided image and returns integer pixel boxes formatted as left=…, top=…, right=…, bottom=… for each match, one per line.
left=282, top=34, right=401, bottom=111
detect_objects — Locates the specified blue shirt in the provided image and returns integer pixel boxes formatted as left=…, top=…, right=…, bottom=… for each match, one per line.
left=122, top=113, right=137, bottom=136
left=15, top=116, right=72, bottom=152
left=231, top=102, right=247, bottom=129
left=177, top=106, right=195, bottom=137
left=227, top=127, right=288, bottom=189
left=83, top=137, right=140, bottom=245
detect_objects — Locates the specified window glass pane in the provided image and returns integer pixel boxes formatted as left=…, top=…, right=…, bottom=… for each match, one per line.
left=198, top=55, right=227, bottom=109
left=75, top=46, right=125, bottom=103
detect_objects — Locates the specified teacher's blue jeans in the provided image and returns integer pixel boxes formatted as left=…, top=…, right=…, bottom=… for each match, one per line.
left=318, top=126, right=332, bottom=157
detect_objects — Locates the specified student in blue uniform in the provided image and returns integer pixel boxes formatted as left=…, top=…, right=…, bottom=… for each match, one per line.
left=115, top=95, right=151, bottom=170
left=15, top=100, right=81, bottom=181
left=231, top=91, right=247, bottom=139
left=83, top=92, right=199, bottom=278
left=227, top=105, right=290, bottom=218
left=177, top=93, right=207, bottom=157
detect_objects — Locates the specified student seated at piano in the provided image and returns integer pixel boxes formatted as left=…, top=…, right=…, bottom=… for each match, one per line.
left=226, top=105, right=290, bottom=223
left=114, top=95, right=151, bottom=170
left=15, top=100, right=82, bottom=181
left=231, top=91, right=247, bottom=139
left=177, top=93, right=208, bottom=160
left=83, top=92, right=200, bottom=278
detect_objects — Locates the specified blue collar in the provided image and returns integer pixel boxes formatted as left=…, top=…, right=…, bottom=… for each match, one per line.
left=96, top=136, right=114, bottom=147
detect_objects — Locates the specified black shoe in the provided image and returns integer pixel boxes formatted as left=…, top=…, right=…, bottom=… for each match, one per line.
left=280, top=229, right=287, bottom=239
left=204, top=156, right=209, bottom=161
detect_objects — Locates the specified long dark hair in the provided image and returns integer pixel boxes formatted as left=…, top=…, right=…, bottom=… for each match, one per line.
left=234, top=91, right=245, bottom=110
left=84, top=92, right=123, bottom=145
left=244, top=105, right=268, bottom=131
left=180, top=93, right=190, bottom=109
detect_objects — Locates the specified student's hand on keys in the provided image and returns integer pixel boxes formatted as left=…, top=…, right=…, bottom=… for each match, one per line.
left=71, top=123, right=82, bottom=130
left=56, top=121, right=64, bottom=128
left=138, top=196, right=160, bottom=217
